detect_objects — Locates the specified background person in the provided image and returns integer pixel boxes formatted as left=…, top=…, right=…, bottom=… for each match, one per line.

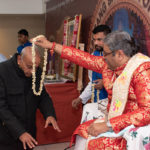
left=72, top=25, right=111, bottom=123
left=0, top=54, right=7, bottom=63
left=17, top=29, right=32, bottom=54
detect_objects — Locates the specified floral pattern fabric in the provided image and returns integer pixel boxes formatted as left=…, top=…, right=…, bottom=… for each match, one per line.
left=123, top=124, right=150, bottom=150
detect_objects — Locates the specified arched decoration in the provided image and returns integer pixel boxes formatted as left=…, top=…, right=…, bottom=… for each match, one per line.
left=88, top=0, right=150, bottom=56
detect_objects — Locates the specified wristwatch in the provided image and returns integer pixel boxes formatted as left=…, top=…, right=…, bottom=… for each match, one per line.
left=106, top=120, right=112, bottom=127
left=106, top=120, right=113, bottom=132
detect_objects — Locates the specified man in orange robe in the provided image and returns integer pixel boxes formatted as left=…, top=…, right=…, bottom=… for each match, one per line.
left=33, top=31, right=150, bottom=150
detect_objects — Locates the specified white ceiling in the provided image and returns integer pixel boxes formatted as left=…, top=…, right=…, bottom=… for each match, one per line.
left=0, top=0, right=47, bottom=14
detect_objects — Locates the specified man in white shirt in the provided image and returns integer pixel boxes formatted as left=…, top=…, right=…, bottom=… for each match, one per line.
left=72, top=25, right=111, bottom=123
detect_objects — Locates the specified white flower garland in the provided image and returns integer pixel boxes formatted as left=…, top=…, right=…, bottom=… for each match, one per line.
left=32, top=35, right=48, bottom=96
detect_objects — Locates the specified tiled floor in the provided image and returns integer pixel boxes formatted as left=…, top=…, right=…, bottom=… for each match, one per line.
left=34, top=142, right=74, bottom=150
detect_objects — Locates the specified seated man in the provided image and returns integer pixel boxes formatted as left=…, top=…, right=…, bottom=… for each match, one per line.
left=72, top=25, right=110, bottom=123
left=34, top=31, right=150, bottom=150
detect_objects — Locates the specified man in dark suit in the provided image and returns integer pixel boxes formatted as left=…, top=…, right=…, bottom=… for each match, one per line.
left=0, top=46, right=61, bottom=150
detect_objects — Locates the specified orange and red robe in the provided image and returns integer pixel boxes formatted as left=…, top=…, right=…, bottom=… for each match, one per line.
left=61, top=46, right=150, bottom=149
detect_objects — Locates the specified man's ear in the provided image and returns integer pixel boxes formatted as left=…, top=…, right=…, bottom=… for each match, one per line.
left=17, top=55, right=21, bottom=65
left=25, top=35, right=29, bottom=40
left=117, top=50, right=124, bottom=60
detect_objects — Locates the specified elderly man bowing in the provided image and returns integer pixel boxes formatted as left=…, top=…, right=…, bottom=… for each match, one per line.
left=0, top=46, right=61, bottom=150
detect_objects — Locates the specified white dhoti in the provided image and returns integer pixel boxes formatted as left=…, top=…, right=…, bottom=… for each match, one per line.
left=74, top=124, right=150, bottom=150
left=123, top=124, right=150, bottom=150
left=74, top=135, right=86, bottom=150
left=80, top=98, right=108, bottom=124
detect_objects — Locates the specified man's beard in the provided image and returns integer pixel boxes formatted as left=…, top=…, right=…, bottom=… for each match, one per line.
left=95, top=45, right=103, bottom=51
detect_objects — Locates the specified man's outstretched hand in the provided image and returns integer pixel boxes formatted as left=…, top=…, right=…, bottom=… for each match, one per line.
left=72, top=97, right=82, bottom=109
left=44, top=116, right=61, bottom=132
left=19, top=132, right=38, bottom=150
left=30, top=36, right=52, bottom=49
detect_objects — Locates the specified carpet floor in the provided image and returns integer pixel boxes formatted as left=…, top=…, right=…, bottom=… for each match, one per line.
left=34, top=142, right=74, bottom=150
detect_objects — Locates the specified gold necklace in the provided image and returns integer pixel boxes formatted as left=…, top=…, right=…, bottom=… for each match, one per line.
left=91, top=83, right=100, bottom=103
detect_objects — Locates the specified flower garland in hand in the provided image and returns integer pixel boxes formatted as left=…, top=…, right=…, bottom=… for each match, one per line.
left=32, top=35, right=48, bottom=96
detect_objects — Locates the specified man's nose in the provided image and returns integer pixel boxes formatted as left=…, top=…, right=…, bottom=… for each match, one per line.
left=29, top=68, right=33, bottom=74
left=94, top=40, right=98, bottom=45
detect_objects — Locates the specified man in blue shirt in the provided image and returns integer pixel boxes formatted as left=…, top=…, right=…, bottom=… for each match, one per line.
left=72, top=25, right=111, bottom=123
left=0, top=54, right=7, bottom=63
left=17, top=29, right=32, bottom=54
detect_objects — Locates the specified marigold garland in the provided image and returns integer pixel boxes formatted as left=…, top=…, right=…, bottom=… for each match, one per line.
left=32, top=35, right=48, bottom=96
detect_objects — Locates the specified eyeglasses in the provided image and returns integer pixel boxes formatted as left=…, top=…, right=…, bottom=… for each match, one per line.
left=103, top=49, right=119, bottom=57
left=103, top=51, right=114, bottom=57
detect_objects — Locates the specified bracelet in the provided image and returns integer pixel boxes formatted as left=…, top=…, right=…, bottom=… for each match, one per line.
left=50, top=42, right=56, bottom=56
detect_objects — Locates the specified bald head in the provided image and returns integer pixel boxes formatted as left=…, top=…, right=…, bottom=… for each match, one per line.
left=21, top=46, right=41, bottom=60
left=17, top=46, right=41, bottom=77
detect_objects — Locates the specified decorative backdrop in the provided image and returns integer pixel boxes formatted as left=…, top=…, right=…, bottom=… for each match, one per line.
left=88, top=0, right=150, bottom=56
left=61, top=15, right=82, bottom=81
